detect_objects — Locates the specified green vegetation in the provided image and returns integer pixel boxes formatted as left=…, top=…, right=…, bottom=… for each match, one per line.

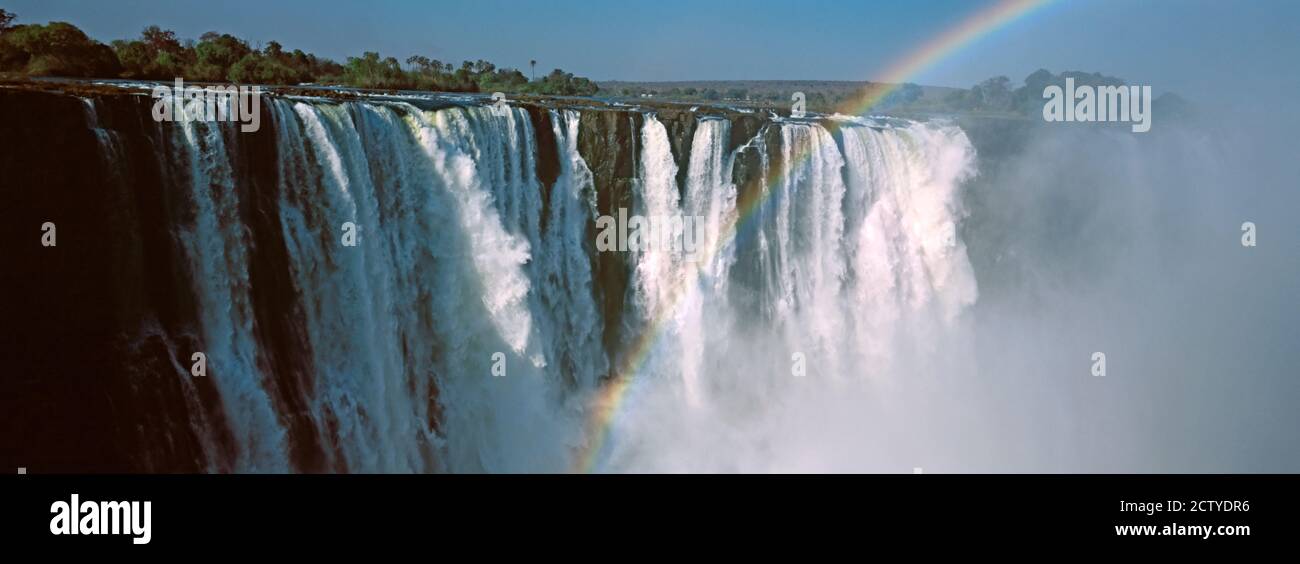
left=399, top=56, right=596, bottom=95
left=0, top=8, right=1180, bottom=115
left=600, top=70, right=1185, bottom=119
left=0, top=10, right=597, bottom=95
left=939, top=69, right=1127, bottom=115
left=598, top=80, right=938, bottom=113
left=0, top=16, right=121, bottom=77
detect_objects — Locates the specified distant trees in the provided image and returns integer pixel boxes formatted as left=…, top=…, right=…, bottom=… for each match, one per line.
left=227, top=41, right=310, bottom=85
left=941, top=70, right=1130, bottom=115
left=405, top=55, right=473, bottom=91
left=342, top=51, right=408, bottom=89
left=478, top=66, right=528, bottom=92
left=0, top=17, right=597, bottom=95
left=946, top=76, right=1012, bottom=111
left=525, top=68, right=597, bottom=96
left=112, top=25, right=187, bottom=79
left=601, top=83, right=859, bottom=111
left=188, top=33, right=250, bottom=81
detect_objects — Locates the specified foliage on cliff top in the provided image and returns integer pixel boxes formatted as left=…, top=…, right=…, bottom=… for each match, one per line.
left=0, top=11, right=597, bottom=95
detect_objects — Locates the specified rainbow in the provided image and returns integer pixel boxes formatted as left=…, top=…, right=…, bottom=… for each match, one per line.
left=573, top=0, right=1055, bottom=473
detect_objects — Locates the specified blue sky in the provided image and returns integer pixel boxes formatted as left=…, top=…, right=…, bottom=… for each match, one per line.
left=6, top=0, right=1298, bottom=101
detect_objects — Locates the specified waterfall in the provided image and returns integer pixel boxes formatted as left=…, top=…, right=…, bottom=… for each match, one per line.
left=79, top=92, right=979, bottom=473
left=166, top=109, right=290, bottom=472
left=678, top=118, right=739, bottom=406
left=80, top=96, right=120, bottom=151
left=774, top=122, right=850, bottom=379
left=268, top=99, right=425, bottom=472
left=683, top=118, right=739, bottom=288
left=539, top=110, right=607, bottom=391
left=631, top=114, right=687, bottom=324
left=264, top=100, right=585, bottom=472
left=601, top=117, right=978, bottom=471
left=840, top=123, right=978, bottom=372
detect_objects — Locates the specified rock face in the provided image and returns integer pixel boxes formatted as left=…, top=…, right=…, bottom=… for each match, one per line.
left=525, top=106, right=560, bottom=226
left=1, top=89, right=226, bottom=471
left=0, top=81, right=872, bottom=472
left=575, top=108, right=642, bottom=361
left=654, top=107, right=698, bottom=192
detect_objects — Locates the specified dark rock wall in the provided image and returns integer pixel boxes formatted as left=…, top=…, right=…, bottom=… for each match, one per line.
left=0, top=88, right=788, bottom=470
left=1, top=90, right=219, bottom=472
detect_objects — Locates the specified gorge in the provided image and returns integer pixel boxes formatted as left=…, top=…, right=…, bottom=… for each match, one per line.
left=3, top=80, right=1292, bottom=474
left=1, top=83, right=977, bottom=472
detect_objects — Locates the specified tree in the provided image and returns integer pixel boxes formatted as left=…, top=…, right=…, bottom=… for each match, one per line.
left=228, top=51, right=300, bottom=85
left=1012, top=68, right=1055, bottom=114
left=2, top=21, right=121, bottom=77
left=264, top=40, right=284, bottom=58
left=407, top=54, right=430, bottom=71
left=341, top=51, right=410, bottom=89
left=140, top=25, right=181, bottom=55
left=111, top=25, right=191, bottom=79
left=0, top=16, right=599, bottom=96
left=528, top=68, right=597, bottom=96
left=189, top=32, right=251, bottom=81
left=480, top=67, right=528, bottom=92
left=0, top=9, right=16, bottom=33
left=970, top=76, right=1012, bottom=111
left=470, top=59, right=495, bottom=75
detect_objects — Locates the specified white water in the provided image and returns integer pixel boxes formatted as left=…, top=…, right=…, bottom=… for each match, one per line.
left=167, top=112, right=290, bottom=472
left=162, top=98, right=978, bottom=473
left=601, top=117, right=977, bottom=472
left=265, top=100, right=588, bottom=471
left=539, top=110, right=608, bottom=392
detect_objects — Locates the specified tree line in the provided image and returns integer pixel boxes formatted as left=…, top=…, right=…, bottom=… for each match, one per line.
left=0, top=10, right=598, bottom=95
left=602, top=81, right=921, bottom=114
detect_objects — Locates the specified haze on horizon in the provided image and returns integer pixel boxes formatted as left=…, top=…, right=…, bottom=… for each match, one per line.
left=4, top=0, right=1299, bottom=106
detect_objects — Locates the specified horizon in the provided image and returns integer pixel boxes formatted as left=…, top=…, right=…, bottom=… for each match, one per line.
left=4, top=0, right=1299, bottom=106
left=5, top=0, right=1300, bottom=545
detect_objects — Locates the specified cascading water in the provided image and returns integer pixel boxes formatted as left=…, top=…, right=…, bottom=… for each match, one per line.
left=94, top=92, right=980, bottom=473
left=263, top=99, right=589, bottom=472
left=677, top=118, right=739, bottom=406
left=166, top=108, right=290, bottom=472
left=539, top=110, right=608, bottom=392
left=839, top=123, right=978, bottom=373
left=602, top=116, right=977, bottom=472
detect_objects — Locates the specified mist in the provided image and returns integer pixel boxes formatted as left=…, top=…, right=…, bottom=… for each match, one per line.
left=595, top=105, right=1300, bottom=473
